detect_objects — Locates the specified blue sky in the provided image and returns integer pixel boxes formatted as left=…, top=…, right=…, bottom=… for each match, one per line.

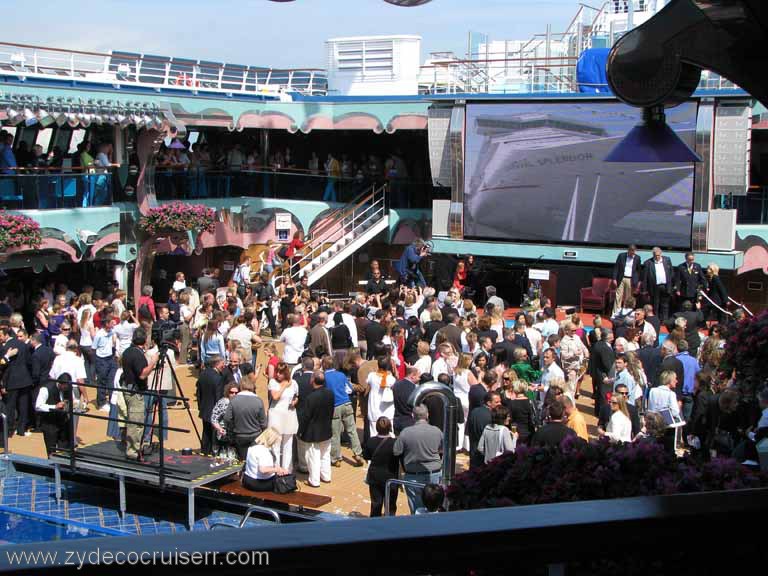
left=3, top=0, right=585, bottom=68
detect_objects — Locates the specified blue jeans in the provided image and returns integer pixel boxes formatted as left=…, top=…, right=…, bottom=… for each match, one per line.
left=323, top=178, right=337, bottom=202
left=94, top=355, right=117, bottom=407
left=682, top=395, right=694, bottom=422
left=143, top=391, right=169, bottom=442
left=403, top=471, right=441, bottom=514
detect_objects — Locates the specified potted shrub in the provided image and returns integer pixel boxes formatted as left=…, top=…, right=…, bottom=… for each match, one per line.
left=138, top=202, right=216, bottom=236
left=0, top=211, right=42, bottom=253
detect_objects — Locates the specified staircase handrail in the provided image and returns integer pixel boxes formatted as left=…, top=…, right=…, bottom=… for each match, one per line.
left=308, top=184, right=377, bottom=242
left=290, top=185, right=387, bottom=281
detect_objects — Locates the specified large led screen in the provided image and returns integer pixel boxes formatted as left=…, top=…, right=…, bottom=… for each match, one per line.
left=463, top=101, right=697, bottom=249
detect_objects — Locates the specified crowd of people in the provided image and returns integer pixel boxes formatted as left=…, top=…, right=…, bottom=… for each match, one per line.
left=0, top=239, right=765, bottom=517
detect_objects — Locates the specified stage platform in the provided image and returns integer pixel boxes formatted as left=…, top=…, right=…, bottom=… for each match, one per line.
left=49, top=441, right=241, bottom=529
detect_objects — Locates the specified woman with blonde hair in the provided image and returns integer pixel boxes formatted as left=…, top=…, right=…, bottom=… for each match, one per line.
left=600, top=392, right=632, bottom=442
left=490, top=306, right=505, bottom=345
left=704, top=263, right=728, bottom=323
left=267, top=362, right=299, bottom=472
left=242, top=427, right=291, bottom=491
left=413, top=340, right=432, bottom=377
left=454, top=353, right=478, bottom=450
left=78, top=307, right=97, bottom=386
left=264, top=342, right=279, bottom=381
left=504, top=379, right=536, bottom=444
left=624, top=350, right=647, bottom=407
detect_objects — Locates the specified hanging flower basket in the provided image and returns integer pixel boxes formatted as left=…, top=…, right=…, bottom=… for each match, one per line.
left=0, top=211, right=42, bottom=252
left=138, top=202, right=216, bottom=236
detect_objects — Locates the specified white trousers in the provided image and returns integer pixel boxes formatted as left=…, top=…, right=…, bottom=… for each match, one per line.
left=305, top=439, right=331, bottom=487
left=273, top=433, right=294, bottom=473
left=296, top=438, right=309, bottom=471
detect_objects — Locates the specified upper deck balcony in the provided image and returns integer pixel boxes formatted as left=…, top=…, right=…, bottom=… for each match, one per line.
left=0, top=42, right=328, bottom=99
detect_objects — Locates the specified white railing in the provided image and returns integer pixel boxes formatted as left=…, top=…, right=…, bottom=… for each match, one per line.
left=0, top=42, right=327, bottom=97
left=290, top=184, right=388, bottom=282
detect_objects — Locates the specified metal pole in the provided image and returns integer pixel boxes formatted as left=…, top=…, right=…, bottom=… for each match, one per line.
left=68, top=385, right=76, bottom=473
left=0, top=414, right=8, bottom=460
left=408, top=382, right=458, bottom=487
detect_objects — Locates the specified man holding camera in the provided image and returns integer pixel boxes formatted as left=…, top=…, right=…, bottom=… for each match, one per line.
left=121, top=328, right=158, bottom=460
left=395, top=240, right=429, bottom=289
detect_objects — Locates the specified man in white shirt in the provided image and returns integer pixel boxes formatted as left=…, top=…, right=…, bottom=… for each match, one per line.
left=431, top=343, right=455, bottom=380
left=280, top=314, right=309, bottom=366
left=227, top=315, right=261, bottom=364
left=36, top=374, right=75, bottom=456
left=328, top=301, right=358, bottom=344
left=49, top=341, right=88, bottom=433
left=539, top=307, right=560, bottom=339
left=648, top=370, right=680, bottom=419
left=92, top=317, right=117, bottom=412
left=540, top=348, right=564, bottom=392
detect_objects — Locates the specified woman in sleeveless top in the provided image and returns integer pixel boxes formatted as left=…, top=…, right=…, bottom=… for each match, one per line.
left=454, top=353, right=477, bottom=451
left=267, top=362, right=299, bottom=472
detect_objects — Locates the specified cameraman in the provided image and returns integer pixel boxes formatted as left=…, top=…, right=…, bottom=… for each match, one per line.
left=154, top=305, right=178, bottom=336
left=394, top=239, right=429, bottom=289
left=121, top=328, right=158, bottom=460
left=253, top=273, right=278, bottom=339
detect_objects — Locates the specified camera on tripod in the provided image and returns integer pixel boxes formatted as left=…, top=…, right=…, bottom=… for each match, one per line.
left=151, top=323, right=181, bottom=351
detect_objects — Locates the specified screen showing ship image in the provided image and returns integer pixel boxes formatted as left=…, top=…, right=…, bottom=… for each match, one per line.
left=463, top=101, right=697, bottom=249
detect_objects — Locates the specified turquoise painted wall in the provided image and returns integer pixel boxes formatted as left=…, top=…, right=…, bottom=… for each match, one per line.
left=431, top=237, right=744, bottom=270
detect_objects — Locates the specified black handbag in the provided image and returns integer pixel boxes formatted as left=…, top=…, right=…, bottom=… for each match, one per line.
left=273, top=473, right=298, bottom=494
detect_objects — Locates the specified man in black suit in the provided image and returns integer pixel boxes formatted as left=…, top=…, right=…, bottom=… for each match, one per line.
left=221, top=349, right=245, bottom=388
left=299, top=370, right=335, bottom=487
left=637, top=332, right=661, bottom=390
left=529, top=400, right=577, bottom=448
left=29, top=333, right=55, bottom=430
left=675, top=252, right=707, bottom=309
left=643, top=247, right=674, bottom=322
left=437, top=311, right=463, bottom=355
left=467, top=391, right=500, bottom=469
left=588, top=329, right=616, bottom=416
left=294, top=357, right=318, bottom=473
left=0, top=327, right=34, bottom=437
left=392, top=366, right=419, bottom=435
left=195, top=355, right=225, bottom=455
left=364, top=310, right=387, bottom=360
left=612, top=244, right=642, bottom=316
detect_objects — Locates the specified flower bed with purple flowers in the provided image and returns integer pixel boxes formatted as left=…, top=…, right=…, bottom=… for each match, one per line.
left=138, top=202, right=216, bottom=236
left=0, top=211, right=42, bottom=252
left=723, top=310, right=768, bottom=396
left=447, top=438, right=768, bottom=511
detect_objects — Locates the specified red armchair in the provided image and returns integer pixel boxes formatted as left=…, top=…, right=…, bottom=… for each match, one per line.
left=580, top=277, right=614, bottom=313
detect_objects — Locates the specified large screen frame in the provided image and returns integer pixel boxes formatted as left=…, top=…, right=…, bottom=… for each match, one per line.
left=462, top=99, right=699, bottom=251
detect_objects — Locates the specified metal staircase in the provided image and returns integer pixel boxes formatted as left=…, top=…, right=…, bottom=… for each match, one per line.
left=290, top=184, right=389, bottom=286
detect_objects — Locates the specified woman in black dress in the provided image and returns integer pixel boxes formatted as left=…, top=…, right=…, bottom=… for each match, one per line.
left=503, top=379, right=537, bottom=444
left=363, top=416, right=399, bottom=517
left=704, top=264, right=728, bottom=324
left=279, top=276, right=297, bottom=330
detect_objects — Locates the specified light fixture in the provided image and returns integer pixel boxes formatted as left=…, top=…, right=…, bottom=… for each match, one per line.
left=93, top=113, right=103, bottom=126
left=78, top=112, right=92, bottom=128
left=23, top=107, right=37, bottom=126
left=55, top=111, right=68, bottom=126
left=383, top=0, right=433, bottom=4
left=6, top=108, right=23, bottom=125
left=67, top=112, right=79, bottom=128
left=604, top=106, right=701, bottom=163
left=37, top=108, right=55, bottom=127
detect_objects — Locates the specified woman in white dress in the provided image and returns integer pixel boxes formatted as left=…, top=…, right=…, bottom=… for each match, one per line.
left=367, top=357, right=396, bottom=439
left=600, top=393, right=633, bottom=443
left=267, top=362, right=299, bottom=472
left=453, top=353, right=478, bottom=450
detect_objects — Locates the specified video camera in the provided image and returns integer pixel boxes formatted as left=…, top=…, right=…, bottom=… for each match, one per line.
left=151, top=322, right=181, bottom=351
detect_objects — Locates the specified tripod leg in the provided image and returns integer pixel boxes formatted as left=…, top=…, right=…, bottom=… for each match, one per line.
left=163, top=351, right=203, bottom=445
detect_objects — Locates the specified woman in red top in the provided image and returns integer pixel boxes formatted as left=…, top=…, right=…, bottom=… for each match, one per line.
left=285, top=231, right=305, bottom=274
left=452, top=260, right=467, bottom=294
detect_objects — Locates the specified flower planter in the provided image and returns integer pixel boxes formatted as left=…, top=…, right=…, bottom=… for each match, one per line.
left=138, top=202, right=216, bottom=236
left=0, top=211, right=42, bottom=253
